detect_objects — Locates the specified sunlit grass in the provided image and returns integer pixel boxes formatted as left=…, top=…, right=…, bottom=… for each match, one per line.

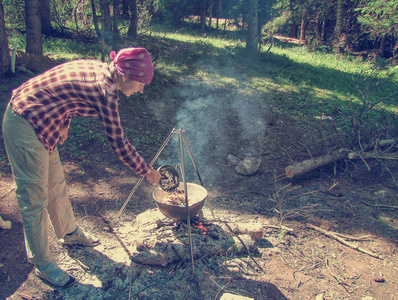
left=272, top=46, right=366, bottom=73
left=150, top=29, right=244, bottom=51
left=44, top=38, right=104, bottom=61
left=37, top=27, right=397, bottom=123
left=1, top=25, right=397, bottom=175
left=149, top=26, right=398, bottom=124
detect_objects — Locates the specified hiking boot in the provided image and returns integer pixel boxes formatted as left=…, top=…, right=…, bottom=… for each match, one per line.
left=61, top=226, right=100, bottom=247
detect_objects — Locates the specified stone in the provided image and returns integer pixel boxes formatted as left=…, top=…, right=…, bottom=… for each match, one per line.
left=228, top=222, right=263, bottom=239
left=0, top=216, right=11, bottom=230
left=315, top=293, right=324, bottom=300
left=235, top=156, right=261, bottom=175
left=220, top=293, right=254, bottom=300
left=227, top=154, right=242, bottom=166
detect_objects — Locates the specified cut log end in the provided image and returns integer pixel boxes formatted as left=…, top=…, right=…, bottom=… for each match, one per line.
left=285, top=166, right=294, bottom=178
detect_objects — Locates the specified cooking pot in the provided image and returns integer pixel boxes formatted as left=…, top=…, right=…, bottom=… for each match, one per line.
left=153, top=182, right=207, bottom=221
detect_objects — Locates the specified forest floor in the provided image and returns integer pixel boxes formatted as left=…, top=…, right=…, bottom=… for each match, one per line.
left=1, top=47, right=398, bottom=300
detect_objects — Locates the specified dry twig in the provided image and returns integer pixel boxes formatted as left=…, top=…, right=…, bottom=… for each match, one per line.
left=307, top=224, right=382, bottom=259
left=360, top=199, right=398, bottom=210
left=1, top=188, right=15, bottom=200
left=262, top=224, right=294, bottom=232
left=214, top=280, right=231, bottom=300
left=100, top=214, right=132, bottom=257
left=325, top=258, right=353, bottom=294
left=71, top=256, right=90, bottom=271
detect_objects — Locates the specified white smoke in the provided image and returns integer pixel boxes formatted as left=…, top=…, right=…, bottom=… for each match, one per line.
left=152, top=60, right=270, bottom=185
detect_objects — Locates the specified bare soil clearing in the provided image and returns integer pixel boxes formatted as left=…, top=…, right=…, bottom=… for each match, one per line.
left=1, top=56, right=398, bottom=300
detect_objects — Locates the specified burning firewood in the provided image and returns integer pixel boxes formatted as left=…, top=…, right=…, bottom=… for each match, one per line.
left=129, top=210, right=261, bottom=267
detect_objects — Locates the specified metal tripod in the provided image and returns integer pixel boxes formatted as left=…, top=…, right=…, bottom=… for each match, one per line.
left=116, top=128, right=214, bottom=272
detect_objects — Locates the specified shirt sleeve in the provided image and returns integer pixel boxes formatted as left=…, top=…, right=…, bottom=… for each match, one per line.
left=63, top=115, right=72, bottom=128
left=95, top=84, right=151, bottom=177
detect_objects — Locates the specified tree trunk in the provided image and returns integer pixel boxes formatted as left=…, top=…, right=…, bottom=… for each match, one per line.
left=0, top=0, right=10, bottom=75
left=40, top=0, right=52, bottom=35
left=200, top=0, right=206, bottom=30
left=321, top=20, right=326, bottom=43
left=246, top=0, right=258, bottom=54
left=394, top=41, right=398, bottom=60
left=25, top=0, right=43, bottom=55
left=335, top=0, right=344, bottom=36
left=113, top=0, right=121, bottom=39
left=90, top=0, right=102, bottom=40
left=100, top=0, right=113, bottom=43
left=122, top=0, right=129, bottom=17
left=379, top=34, right=387, bottom=58
left=127, top=0, right=137, bottom=39
left=289, top=21, right=298, bottom=38
left=344, top=1, right=358, bottom=52
left=334, top=0, right=347, bottom=51
left=216, top=0, right=222, bottom=30
left=299, top=9, right=307, bottom=44
left=288, top=0, right=298, bottom=38
left=208, top=0, right=213, bottom=28
left=315, top=14, right=325, bottom=44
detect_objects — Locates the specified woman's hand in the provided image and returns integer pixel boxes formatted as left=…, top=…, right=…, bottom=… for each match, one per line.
left=59, top=126, right=69, bottom=144
left=145, top=168, right=161, bottom=185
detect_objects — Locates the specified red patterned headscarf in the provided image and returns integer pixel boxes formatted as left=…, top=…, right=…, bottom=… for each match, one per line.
left=110, top=47, right=154, bottom=84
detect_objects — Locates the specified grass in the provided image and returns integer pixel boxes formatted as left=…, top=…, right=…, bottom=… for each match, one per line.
left=1, top=25, right=397, bottom=173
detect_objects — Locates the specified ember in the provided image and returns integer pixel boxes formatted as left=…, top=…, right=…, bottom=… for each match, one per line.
left=193, top=222, right=207, bottom=235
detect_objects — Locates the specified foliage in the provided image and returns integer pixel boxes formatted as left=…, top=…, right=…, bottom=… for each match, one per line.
left=262, top=11, right=289, bottom=36
left=156, top=0, right=197, bottom=26
left=55, top=29, right=398, bottom=166
left=355, top=0, right=398, bottom=38
left=50, top=0, right=95, bottom=34
left=2, top=0, right=398, bottom=59
left=348, top=67, right=398, bottom=148
left=2, top=0, right=24, bottom=30
left=1, top=2, right=398, bottom=175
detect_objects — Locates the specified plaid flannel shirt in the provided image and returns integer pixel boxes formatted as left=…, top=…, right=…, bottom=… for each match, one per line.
left=10, top=59, right=150, bottom=176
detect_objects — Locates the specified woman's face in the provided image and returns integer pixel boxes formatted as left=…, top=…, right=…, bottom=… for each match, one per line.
left=117, top=77, right=145, bottom=96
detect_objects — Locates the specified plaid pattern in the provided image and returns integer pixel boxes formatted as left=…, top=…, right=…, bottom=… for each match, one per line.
left=10, top=60, right=150, bottom=176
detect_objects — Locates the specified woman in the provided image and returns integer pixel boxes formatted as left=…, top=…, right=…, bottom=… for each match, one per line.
left=2, top=47, right=161, bottom=287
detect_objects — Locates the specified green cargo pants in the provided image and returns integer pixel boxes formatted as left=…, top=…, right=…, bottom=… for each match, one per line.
left=2, top=104, right=76, bottom=267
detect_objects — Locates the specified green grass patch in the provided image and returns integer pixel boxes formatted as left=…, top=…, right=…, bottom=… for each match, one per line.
left=1, top=27, right=397, bottom=171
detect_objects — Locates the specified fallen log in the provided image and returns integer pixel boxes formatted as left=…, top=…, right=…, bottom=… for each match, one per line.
left=348, top=152, right=398, bottom=160
left=285, top=149, right=350, bottom=178
left=376, top=138, right=397, bottom=149
left=15, top=51, right=56, bottom=73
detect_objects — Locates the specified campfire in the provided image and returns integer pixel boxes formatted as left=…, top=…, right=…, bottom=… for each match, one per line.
left=110, top=128, right=260, bottom=268
left=119, top=208, right=260, bottom=268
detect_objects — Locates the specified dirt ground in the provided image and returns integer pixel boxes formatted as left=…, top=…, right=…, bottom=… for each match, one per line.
left=1, top=55, right=398, bottom=300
